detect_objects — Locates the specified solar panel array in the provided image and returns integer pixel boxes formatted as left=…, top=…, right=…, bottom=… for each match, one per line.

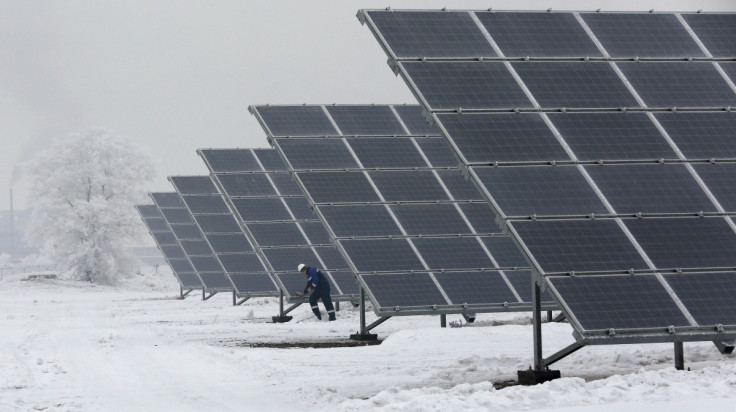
left=168, top=176, right=279, bottom=298
left=151, top=191, right=233, bottom=292
left=361, top=10, right=736, bottom=342
left=198, top=148, right=358, bottom=302
left=135, top=203, right=203, bottom=290
left=252, top=104, right=557, bottom=316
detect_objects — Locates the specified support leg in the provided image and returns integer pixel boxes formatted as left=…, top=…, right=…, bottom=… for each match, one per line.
left=272, top=289, right=293, bottom=323
left=547, top=311, right=553, bottom=322
left=518, top=281, right=560, bottom=385
left=440, top=314, right=446, bottom=328
left=350, top=288, right=377, bottom=341
left=335, top=301, right=340, bottom=312
left=674, top=341, right=684, bottom=371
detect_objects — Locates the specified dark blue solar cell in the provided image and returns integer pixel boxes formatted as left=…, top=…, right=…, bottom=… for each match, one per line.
left=169, top=259, right=196, bottom=274
left=618, top=62, right=736, bottom=108
left=193, top=215, right=241, bottom=234
left=170, top=224, right=204, bottom=240
left=513, top=62, right=639, bottom=109
left=216, top=174, right=276, bottom=197
left=309, top=247, right=350, bottom=272
left=170, top=176, right=218, bottom=195
left=327, top=271, right=359, bottom=295
left=415, top=138, right=459, bottom=168
left=217, top=253, right=266, bottom=273
left=435, top=271, right=519, bottom=305
left=548, top=112, right=676, bottom=161
left=190, top=256, right=223, bottom=272
left=401, top=61, right=533, bottom=110
left=160, top=245, right=186, bottom=259
left=586, top=164, right=716, bottom=214
left=436, top=170, right=484, bottom=201
left=505, top=270, right=554, bottom=303
left=341, top=239, right=425, bottom=272
left=231, top=198, right=292, bottom=222
left=655, top=112, right=736, bottom=159
left=199, top=149, right=260, bottom=172
left=625, top=217, right=736, bottom=270
left=665, top=272, right=736, bottom=326
left=582, top=13, right=705, bottom=58
left=206, top=234, right=252, bottom=253
left=414, top=237, right=494, bottom=270
left=179, top=240, right=213, bottom=256
left=366, top=10, right=497, bottom=58
left=198, top=273, right=232, bottom=289
left=317, top=205, right=401, bottom=238
left=284, top=197, right=314, bottom=220
left=478, top=12, right=602, bottom=58
left=136, top=204, right=161, bottom=218
left=263, top=247, right=344, bottom=272
left=248, top=222, right=306, bottom=247
left=300, top=222, right=332, bottom=245
left=693, top=163, right=736, bottom=212
left=229, top=273, right=277, bottom=293
left=254, top=105, right=338, bottom=137
left=549, top=274, right=689, bottom=330
left=436, top=113, right=569, bottom=163
left=682, top=14, right=736, bottom=58
left=361, top=273, right=447, bottom=308
left=460, top=203, right=501, bottom=234
left=391, top=204, right=471, bottom=235
left=275, top=138, right=358, bottom=170
left=483, top=236, right=529, bottom=268
left=269, top=174, right=302, bottom=196
left=325, top=106, right=407, bottom=136
left=150, top=192, right=184, bottom=208
left=513, top=219, right=648, bottom=274
left=160, top=208, right=194, bottom=225
left=394, top=105, right=439, bottom=136
left=181, top=195, right=230, bottom=214
left=474, top=166, right=607, bottom=216
left=143, top=217, right=168, bottom=232
left=297, top=172, right=380, bottom=203
left=254, top=149, right=288, bottom=171
left=369, top=171, right=448, bottom=202
left=152, top=231, right=178, bottom=246
left=176, top=272, right=203, bottom=288
left=276, top=273, right=308, bottom=296
left=348, top=138, right=427, bottom=168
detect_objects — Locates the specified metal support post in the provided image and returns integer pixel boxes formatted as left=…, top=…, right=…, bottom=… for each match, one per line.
left=350, top=288, right=378, bottom=341
left=547, top=311, right=553, bottom=322
left=518, top=281, right=560, bottom=385
left=440, top=314, right=446, bottom=328
left=232, top=290, right=237, bottom=306
left=674, top=341, right=684, bottom=371
left=272, top=289, right=293, bottom=323
left=335, top=301, right=340, bottom=312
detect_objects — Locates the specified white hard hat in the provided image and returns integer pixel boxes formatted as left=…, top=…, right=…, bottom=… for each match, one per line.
left=297, top=263, right=306, bottom=272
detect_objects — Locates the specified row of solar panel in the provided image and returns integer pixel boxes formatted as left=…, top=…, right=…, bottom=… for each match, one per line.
left=366, top=11, right=736, bottom=59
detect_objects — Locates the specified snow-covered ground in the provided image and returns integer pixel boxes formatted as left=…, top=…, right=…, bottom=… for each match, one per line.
left=1, top=270, right=734, bottom=411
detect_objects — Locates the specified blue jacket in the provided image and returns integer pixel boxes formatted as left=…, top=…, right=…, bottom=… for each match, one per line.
left=303, top=266, right=330, bottom=294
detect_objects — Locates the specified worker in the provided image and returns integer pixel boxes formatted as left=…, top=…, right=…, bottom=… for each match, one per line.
left=296, top=263, right=336, bottom=321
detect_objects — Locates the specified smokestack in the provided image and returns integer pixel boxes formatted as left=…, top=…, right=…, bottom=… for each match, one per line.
left=9, top=188, right=13, bottom=253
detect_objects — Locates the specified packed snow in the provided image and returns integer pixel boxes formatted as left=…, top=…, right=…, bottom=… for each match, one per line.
left=1, top=269, right=734, bottom=411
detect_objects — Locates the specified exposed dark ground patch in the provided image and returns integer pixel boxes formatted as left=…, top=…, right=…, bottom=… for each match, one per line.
left=220, top=339, right=383, bottom=349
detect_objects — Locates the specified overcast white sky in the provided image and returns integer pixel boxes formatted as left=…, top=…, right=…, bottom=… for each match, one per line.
left=2, top=0, right=734, bottom=209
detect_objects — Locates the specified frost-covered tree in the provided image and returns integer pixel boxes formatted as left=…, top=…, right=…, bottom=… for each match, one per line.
left=22, top=128, right=155, bottom=284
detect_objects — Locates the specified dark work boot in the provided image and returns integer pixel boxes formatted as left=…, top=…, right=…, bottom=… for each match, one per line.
left=328, top=310, right=336, bottom=321
left=312, top=306, right=322, bottom=320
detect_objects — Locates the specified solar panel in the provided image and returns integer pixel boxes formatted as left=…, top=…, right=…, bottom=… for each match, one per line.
left=581, top=13, right=705, bottom=58
left=436, top=170, right=485, bottom=200
left=254, top=149, right=288, bottom=171
left=482, top=236, right=530, bottom=268
left=229, top=273, right=278, bottom=293
left=205, top=234, right=253, bottom=253
left=142, top=217, right=169, bottom=232
left=248, top=222, right=308, bottom=247
left=160, top=208, right=194, bottom=224
left=618, top=62, right=736, bottom=108
left=275, top=138, right=358, bottom=170
left=400, top=61, right=533, bottom=110
left=415, top=138, right=458, bottom=167
left=512, top=62, right=639, bottom=109
left=192, top=214, right=241, bottom=233
left=136, top=204, right=162, bottom=218
left=284, top=197, right=314, bottom=220
left=254, top=105, right=337, bottom=136
left=216, top=174, right=276, bottom=197
left=152, top=231, right=178, bottom=246
left=297, top=172, right=379, bottom=203
left=325, top=105, right=408, bottom=136
left=682, top=14, right=736, bottom=58
left=340, top=238, right=425, bottom=272
left=437, top=113, right=569, bottom=163
left=548, top=112, right=677, bottom=161
left=159, top=245, right=186, bottom=259
left=170, top=176, right=219, bottom=195
left=655, top=112, right=736, bottom=159
left=170, top=224, right=204, bottom=240
left=391, top=203, right=471, bottom=235
left=199, top=149, right=261, bottom=172
left=474, top=166, right=607, bottom=217
left=268, top=174, right=302, bottom=196
left=364, top=10, right=496, bottom=59
left=361, top=273, right=448, bottom=307
left=692, top=163, right=736, bottom=212
left=664, top=272, right=736, bottom=326
left=369, top=171, right=449, bottom=202
left=230, top=198, right=292, bottom=222
left=150, top=192, right=184, bottom=208
left=393, top=105, right=439, bottom=135
left=300, top=221, right=332, bottom=245
left=586, top=164, right=716, bottom=214
left=318, top=205, right=401, bottom=238
left=414, top=237, right=494, bottom=270
left=217, top=254, right=266, bottom=273
left=180, top=195, right=230, bottom=214
left=435, top=271, right=518, bottom=304
left=478, top=11, right=602, bottom=58
left=349, top=138, right=427, bottom=168
left=460, top=203, right=500, bottom=234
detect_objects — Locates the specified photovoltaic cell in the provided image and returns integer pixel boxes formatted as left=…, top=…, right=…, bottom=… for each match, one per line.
left=348, top=138, right=427, bottom=168
left=548, top=112, right=676, bottom=161
left=655, top=112, right=736, bottom=159
left=153, top=232, right=178, bottom=246
left=268, top=174, right=302, bottom=196
left=189, top=256, right=223, bottom=272
left=275, top=139, right=358, bottom=170
left=198, top=273, right=232, bottom=289
left=170, top=259, right=196, bottom=273
left=230, top=273, right=277, bottom=293
left=401, top=61, right=533, bottom=110
left=460, top=203, right=500, bottom=234
left=160, top=245, right=186, bottom=259
left=136, top=205, right=161, bottom=218
left=506, top=270, right=553, bottom=303
left=717, top=62, right=736, bottom=89
left=581, top=13, right=705, bottom=58
left=325, top=106, right=407, bottom=136
left=217, top=254, right=266, bottom=273
left=143, top=217, right=169, bottom=232
left=478, top=12, right=602, bottom=58
left=284, top=198, right=314, bottom=220
left=160, top=209, right=194, bottom=224
left=340, top=239, right=425, bottom=272
left=365, top=10, right=496, bottom=58
left=179, top=240, right=213, bottom=256
left=329, top=271, right=359, bottom=295
left=437, top=113, right=569, bottom=163
left=664, top=272, right=736, bottom=326
left=435, top=271, right=518, bottom=304
left=482, top=236, right=529, bottom=268
left=391, top=203, right=471, bottom=235
left=549, top=275, right=689, bottom=330
left=150, top=192, right=184, bottom=208
left=369, top=171, right=449, bottom=202
left=255, top=106, right=338, bottom=137
left=474, top=166, right=607, bottom=216
left=248, top=222, right=306, bottom=247
left=436, top=170, right=484, bottom=201
left=625, top=218, right=736, bottom=269
left=618, top=62, right=736, bottom=108
left=254, top=149, right=288, bottom=171
left=513, top=220, right=648, bottom=274
left=231, top=198, right=292, bottom=222
left=415, top=138, right=458, bottom=168
left=216, top=174, right=276, bottom=197
left=586, top=164, right=716, bottom=214
left=307, top=247, right=350, bottom=271
left=170, top=176, right=219, bottom=195
left=297, top=172, right=379, bottom=203
left=193, top=215, right=241, bottom=233
left=199, top=149, right=260, bottom=172
left=263, top=247, right=342, bottom=272
left=414, top=237, right=494, bottom=270
left=205, top=234, right=253, bottom=253
left=393, top=105, right=439, bottom=136
left=513, top=62, right=639, bottom=108
left=170, top=224, right=204, bottom=240
left=277, top=273, right=307, bottom=295
left=177, top=273, right=203, bottom=288
left=181, top=195, right=230, bottom=214
left=361, top=273, right=447, bottom=307
left=300, top=222, right=332, bottom=245
left=692, top=163, right=736, bottom=212
left=317, top=205, right=401, bottom=238
left=682, top=14, right=736, bottom=58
